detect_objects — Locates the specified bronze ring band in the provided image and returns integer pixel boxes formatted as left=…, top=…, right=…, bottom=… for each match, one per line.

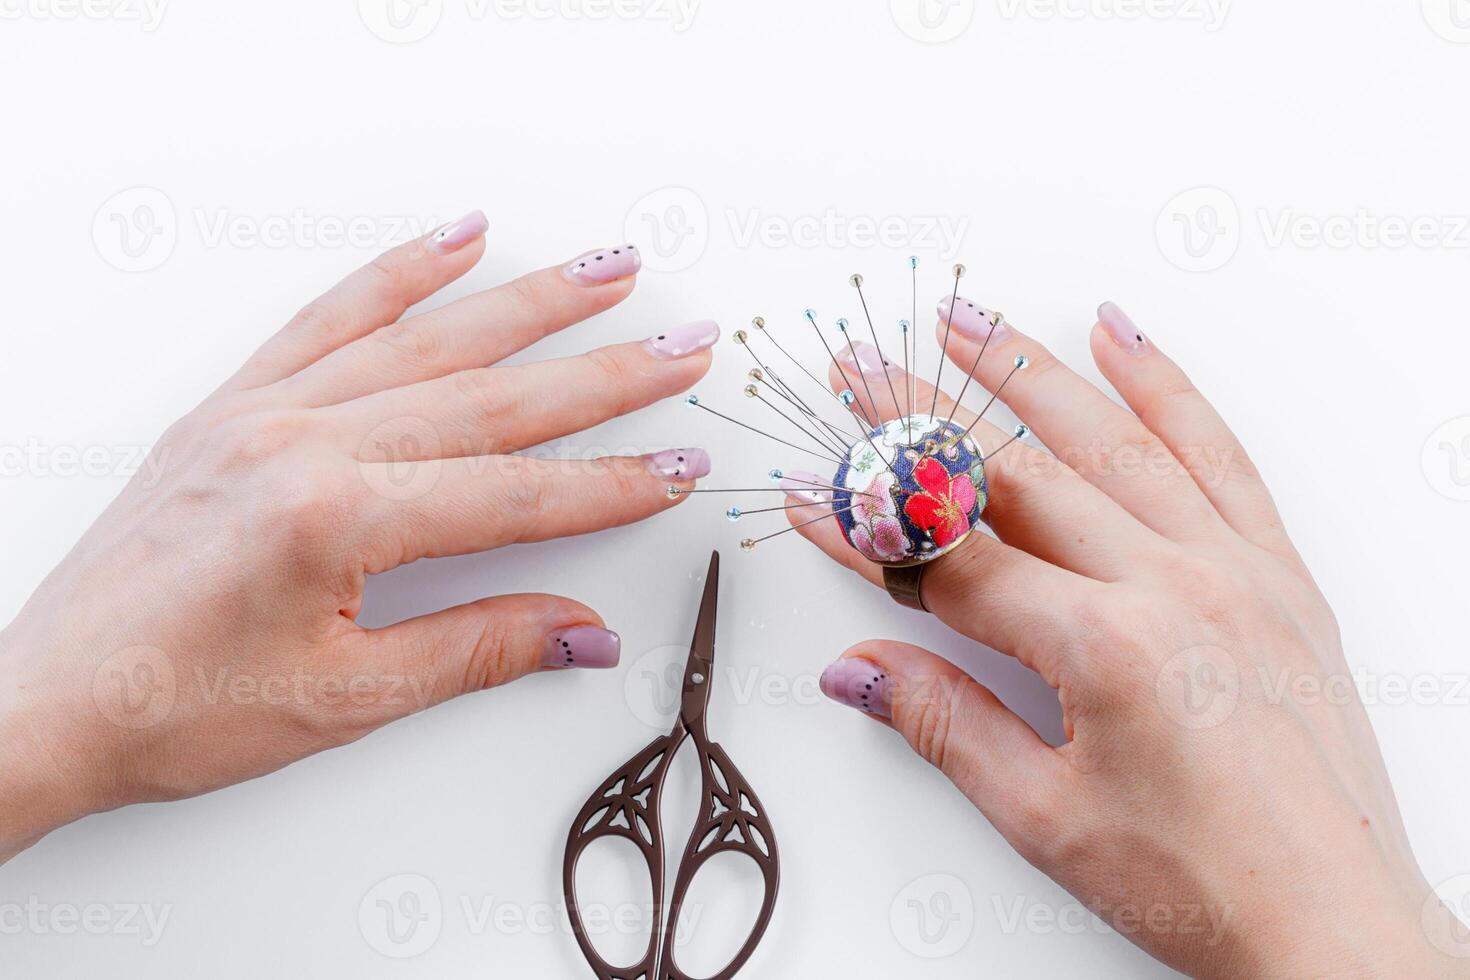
left=883, top=563, right=929, bottom=612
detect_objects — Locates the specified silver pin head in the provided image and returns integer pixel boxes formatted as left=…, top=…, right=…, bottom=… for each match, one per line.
left=748, top=367, right=764, bottom=382
left=839, top=389, right=856, bottom=406
left=751, top=316, right=766, bottom=329
left=1015, top=355, right=1029, bottom=369
left=725, top=507, right=742, bottom=522
left=953, top=263, right=966, bottom=278
left=685, top=394, right=699, bottom=407
left=733, top=329, right=749, bottom=344
left=849, top=273, right=863, bottom=288
left=803, top=309, right=818, bottom=324
left=768, top=468, right=783, bottom=481
left=740, top=538, right=756, bottom=552
left=909, top=256, right=918, bottom=269
left=743, top=383, right=758, bottom=398
left=835, top=318, right=849, bottom=332
left=1015, top=423, right=1030, bottom=438
left=899, top=319, right=911, bottom=333
left=666, top=485, right=682, bottom=499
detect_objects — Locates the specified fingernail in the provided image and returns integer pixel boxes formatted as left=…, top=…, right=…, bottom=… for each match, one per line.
left=543, top=626, right=621, bottom=670
left=562, top=245, right=641, bottom=286
left=820, top=658, right=892, bottom=719
left=644, top=320, right=720, bottom=360
left=426, top=210, right=488, bottom=255
left=836, top=340, right=891, bottom=376
left=936, top=296, right=1012, bottom=345
left=1098, top=301, right=1149, bottom=356
left=645, top=448, right=711, bottom=480
left=779, top=470, right=831, bottom=504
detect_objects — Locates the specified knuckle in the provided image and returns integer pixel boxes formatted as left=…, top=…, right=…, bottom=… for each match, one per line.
left=584, top=348, right=639, bottom=410
left=366, top=251, right=413, bottom=302
left=506, top=273, right=555, bottom=324
left=461, top=612, right=517, bottom=691
left=904, top=681, right=959, bottom=776
left=373, top=320, right=444, bottom=369
left=284, top=300, right=337, bottom=340
left=452, top=368, right=510, bottom=433
left=211, top=413, right=311, bottom=474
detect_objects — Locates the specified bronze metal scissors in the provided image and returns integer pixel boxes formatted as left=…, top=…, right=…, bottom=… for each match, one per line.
left=563, top=551, right=779, bottom=979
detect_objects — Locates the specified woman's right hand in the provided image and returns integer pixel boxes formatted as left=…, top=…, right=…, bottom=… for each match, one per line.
left=791, top=301, right=1468, bottom=977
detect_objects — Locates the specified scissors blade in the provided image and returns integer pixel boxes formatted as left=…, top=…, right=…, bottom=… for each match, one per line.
left=679, top=550, right=719, bottom=729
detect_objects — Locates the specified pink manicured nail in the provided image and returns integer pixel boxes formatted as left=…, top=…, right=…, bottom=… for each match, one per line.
left=779, top=470, right=832, bottom=504
left=543, top=626, right=621, bottom=670
left=562, top=245, right=641, bottom=286
left=820, top=658, right=893, bottom=719
left=836, top=340, right=891, bottom=376
left=1098, top=301, right=1149, bottom=356
left=645, top=320, right=720, bottom=360
left=426, top=210, right=488, bottom=255
left=646, top=448, right=711, bottom=480
left=936, top=296, right=1012, bottom=345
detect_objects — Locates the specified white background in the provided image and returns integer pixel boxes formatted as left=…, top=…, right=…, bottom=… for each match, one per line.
left=3, top=0, right=1470, bottom=976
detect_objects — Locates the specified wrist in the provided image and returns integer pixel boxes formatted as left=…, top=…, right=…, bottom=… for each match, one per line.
left=0, top=626, right=107, bottom=863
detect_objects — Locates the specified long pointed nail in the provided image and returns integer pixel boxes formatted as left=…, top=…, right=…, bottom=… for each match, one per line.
left=562, top=245, right=641, bottom=286
left=543, top=626, right=621, bottom=670
left=820, top=658, right=893, bottom=719
left=1098, top=301, right=1149, bottom=356
left=645, top=320, right=720, bottom=360
left=645, top=448, right=711, bottom=479
left=936, top=296, right=1012, bottom=345
left=426, top=210, right=488, bottom=255
left=779, top=470, right=831, bottom=504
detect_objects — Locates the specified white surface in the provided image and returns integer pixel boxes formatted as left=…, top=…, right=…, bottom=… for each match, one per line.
left=3, top=2, right=1470, bottom=977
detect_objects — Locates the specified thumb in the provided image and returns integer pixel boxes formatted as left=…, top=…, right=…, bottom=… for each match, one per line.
left=336, top=593, right=620, bottom=723
left=820, top=640, right=1066, bottom=855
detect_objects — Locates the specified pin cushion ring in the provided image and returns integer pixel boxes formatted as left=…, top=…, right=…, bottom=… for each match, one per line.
left=831, top=412, right=987, bottom=610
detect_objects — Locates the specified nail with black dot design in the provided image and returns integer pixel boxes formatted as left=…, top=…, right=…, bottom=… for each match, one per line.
left=820, top=658, right=893, bottom=719
left=542, top=626, right=621, bottom=670
left=644, top=448, right=711, bottom=479
left=645, top=319, right=720, bottom=360
left=562, top=244, right=642, bottom=286
left=1098, top=301, right=1150, bottom=356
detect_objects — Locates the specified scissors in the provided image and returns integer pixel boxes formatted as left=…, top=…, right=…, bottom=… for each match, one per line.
left=563, top=551, right=779, bottom=979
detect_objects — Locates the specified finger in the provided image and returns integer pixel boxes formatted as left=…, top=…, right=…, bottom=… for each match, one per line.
left=819, top=641, right=1066, bottom=857
left=279, top=244, right=642, bottom=407
left=1091, top=302, right=1304, bottom=566
left=230, top=211, right=490, bottom=389
left=331, top=593, right=620, bottom=728
left=824, top=349, right=1171, bottom=582
left=356, top=451, right=708, bottom=571
left=780, top=493, right=1092, bottom=686
left=334, top=322, right=716, bottom=461
left=936, top=298, right=1226, bottom=543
